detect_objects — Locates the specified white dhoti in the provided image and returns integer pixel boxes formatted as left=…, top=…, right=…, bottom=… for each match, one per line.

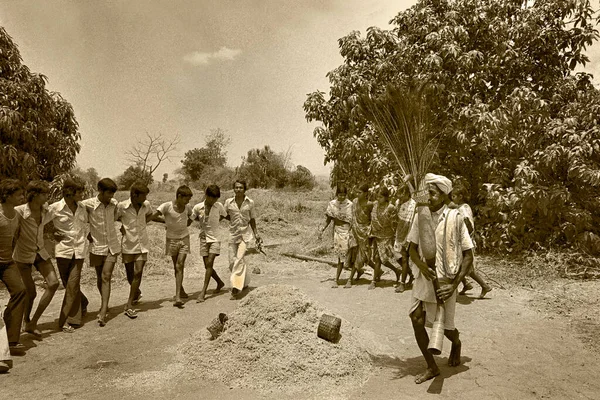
left=1, top=306, right=13, bottom=367
left=229, top=241, right=249, bottom=290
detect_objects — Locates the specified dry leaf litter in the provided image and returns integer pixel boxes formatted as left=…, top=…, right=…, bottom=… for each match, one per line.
left=179, top=284, right=372, bottom=397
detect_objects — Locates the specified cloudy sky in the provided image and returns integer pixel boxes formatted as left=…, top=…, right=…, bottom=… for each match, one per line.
left=1, top=0, right=599, bottom=181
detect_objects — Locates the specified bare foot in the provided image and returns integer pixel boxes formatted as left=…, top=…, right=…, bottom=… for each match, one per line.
left=368, top=281, right=376, bottom=290
left=343, top=281, right=352, bottom=289
left=395, top=283, right=405, bottom=293
left=415, top=367, right=440, bottom=384
left=196, top=292, right=206, bottom=303
left=331, top=281, right=339, bottom=288
left=479, top=286, right=492, bottom=299
left=448, top=339, right=462, bottom=366
left=214, top=282, right=225, bottom=293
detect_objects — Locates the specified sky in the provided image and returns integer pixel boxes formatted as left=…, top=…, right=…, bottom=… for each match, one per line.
left=1, top=0, right=599, bottom=181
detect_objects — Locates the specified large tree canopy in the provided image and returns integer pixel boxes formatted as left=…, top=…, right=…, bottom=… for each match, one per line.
left=304, top=0, right=600, bottom=252
left=0, top=27, right=80, bottom=181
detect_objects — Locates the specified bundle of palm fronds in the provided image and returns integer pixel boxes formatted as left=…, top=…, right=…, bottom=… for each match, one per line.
left=358, top=84, right=439, bottom=198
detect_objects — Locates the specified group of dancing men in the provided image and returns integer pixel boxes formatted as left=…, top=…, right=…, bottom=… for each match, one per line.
left=321, top=173, right=493, bottom=384
left=0, top=177, right=259, bottom=372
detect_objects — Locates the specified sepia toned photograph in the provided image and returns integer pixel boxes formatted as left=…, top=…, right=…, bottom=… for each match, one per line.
left=1, top=1, right=600, bottom=399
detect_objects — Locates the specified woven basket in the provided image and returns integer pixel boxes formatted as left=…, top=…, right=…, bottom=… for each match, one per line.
left=317, top=314, right=342, bottom=342
left=206, top=313, right=228, bottom=340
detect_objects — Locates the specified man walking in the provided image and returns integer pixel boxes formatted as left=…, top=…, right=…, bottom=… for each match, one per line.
left=407, top=173, right=474, bottom=384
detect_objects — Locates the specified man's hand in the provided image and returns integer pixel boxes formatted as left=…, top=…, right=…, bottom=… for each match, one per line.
left=416, top=260, right=436, bottom=280
left=436, top=283, right=457, bottom=301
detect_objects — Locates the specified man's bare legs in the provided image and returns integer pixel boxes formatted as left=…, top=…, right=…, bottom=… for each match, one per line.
left=197, top=253, right=224, bottom=303
left=410, top=302, right=462, bottom=384
left=94, top=259, right=116, bottom=325
left=125, top=259, right=146, bottom=313
left=171, top=253, right=187, bottom=306
left=19, top=259, right=59, bottom=336
left=410, top=303, right=440, bottom=383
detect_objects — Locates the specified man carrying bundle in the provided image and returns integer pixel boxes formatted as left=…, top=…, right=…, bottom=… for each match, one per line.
left=407, top=173, right=474, bottom=384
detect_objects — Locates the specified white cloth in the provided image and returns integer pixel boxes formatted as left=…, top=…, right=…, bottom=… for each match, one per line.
left=117, top=199, right=153, bottom=254
left=407, top=205, right=474, bottom=303
left=0, top=307, right=11, bottom=363
left=47, top=198, right=89, bottom=259
left=224, top=196, right=256, bottom=244
left=192, top=201, right=226, bottom=243
left=157, top=201, right=193, bottom=240
left=82, top=197, right=120, bottom=256
left=424, top=173, right=453, bottom=194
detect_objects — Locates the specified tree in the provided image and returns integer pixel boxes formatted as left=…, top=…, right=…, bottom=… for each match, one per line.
left=181, top=128, right=230, bottom=182
left=289, top=165, right=316, bottom=190
left=0, top=27, right=80, bottom=181
left=125, top=132, right=180, bottom=184
left=70, top=166, right=100, bottom=189
left=117, top=165, right=153, bottom=190
left=237, top=145, right=289, bottom=188
left=304, top=0, right=600, bottom=252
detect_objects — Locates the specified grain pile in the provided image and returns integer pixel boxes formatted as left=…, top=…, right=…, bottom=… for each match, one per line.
left=179, top=284, right=372, bottom=397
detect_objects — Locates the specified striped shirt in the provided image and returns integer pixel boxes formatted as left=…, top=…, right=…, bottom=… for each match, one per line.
left=13, top=203, right=52, bottom=264
left=224, top=196, right=256, bottom=244
left=82, top=197, right=120, bottom=256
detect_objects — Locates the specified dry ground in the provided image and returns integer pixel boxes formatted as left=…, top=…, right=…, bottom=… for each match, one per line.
left=1, top=188, right=599, bottom=399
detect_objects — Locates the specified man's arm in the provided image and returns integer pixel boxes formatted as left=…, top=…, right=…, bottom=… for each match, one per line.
left=250, top=218, right=260, bottom=241
left=148, top=210, right=165, bottom=223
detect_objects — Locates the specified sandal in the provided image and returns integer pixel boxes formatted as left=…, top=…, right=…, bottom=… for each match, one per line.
left=62, top=325, right=75, bottom=333
left=124, top=309, right=138, bottom=319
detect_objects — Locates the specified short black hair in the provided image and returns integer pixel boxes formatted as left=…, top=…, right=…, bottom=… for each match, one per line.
left=62, top=177, right=86, bottom=197
left=26, top=180, right=50, bottom=203
left=97, top=178, right=118, bottom=193
left=336, top=185, right=348, bottom=195
left=233, top=180, right=247, bottom=191
left=176, top=185, right=193, bottom=198
left=0, top=179, right=23, bottom=203
left=130, top=181, right=150, bottom=196
left=358, top=183, right=370, bottom=193
left=205, top=184, right=220, bottom=198
left=379, top=186, right=390, bottom=199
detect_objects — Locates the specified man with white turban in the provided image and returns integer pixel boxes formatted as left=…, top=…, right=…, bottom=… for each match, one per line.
left=406, top=173, right=475, bottom=384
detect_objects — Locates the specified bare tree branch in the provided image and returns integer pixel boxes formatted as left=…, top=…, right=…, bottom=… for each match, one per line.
left=125, top=132, right=181, bottom=183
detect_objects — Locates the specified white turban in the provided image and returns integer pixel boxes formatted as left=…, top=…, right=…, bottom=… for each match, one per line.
left=424, top=173, right=453, bottom=195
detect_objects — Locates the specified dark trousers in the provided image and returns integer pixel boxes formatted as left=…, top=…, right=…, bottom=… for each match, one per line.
left=0, top=262, right=26, bottom=343
left=56, top=257, right=88, bottom=327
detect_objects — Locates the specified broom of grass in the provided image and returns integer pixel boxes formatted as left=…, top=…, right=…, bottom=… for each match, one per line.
left=360, top=83, right=445, bottom=354
left=358, top=84, right=439, bottom=197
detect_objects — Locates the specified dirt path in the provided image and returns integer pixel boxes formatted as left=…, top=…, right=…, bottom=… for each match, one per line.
left=1, top=252, right=599, bottom=400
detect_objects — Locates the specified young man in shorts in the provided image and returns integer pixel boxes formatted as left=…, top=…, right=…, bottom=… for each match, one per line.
left=117, top=181, right=154, bottom=319
left=82, top=178, right=120, bottom=326
left=14, top=181, right=60, bottom=337
left=152, top=185, right=194, bottom=307
left=191, top=184, right=226, bottom=303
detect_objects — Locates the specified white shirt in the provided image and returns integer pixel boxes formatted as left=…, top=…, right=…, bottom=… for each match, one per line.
left=191, top=201, right=226, bottom=243
left=82, top=197, right=120, bottom=256
left=156, top=201, right=192, bottom=239
left=224, top=196, right=256, bottom=243
left=47, top=198, right=89, bottom=259
left=117, top=199, right=153, bottom=254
